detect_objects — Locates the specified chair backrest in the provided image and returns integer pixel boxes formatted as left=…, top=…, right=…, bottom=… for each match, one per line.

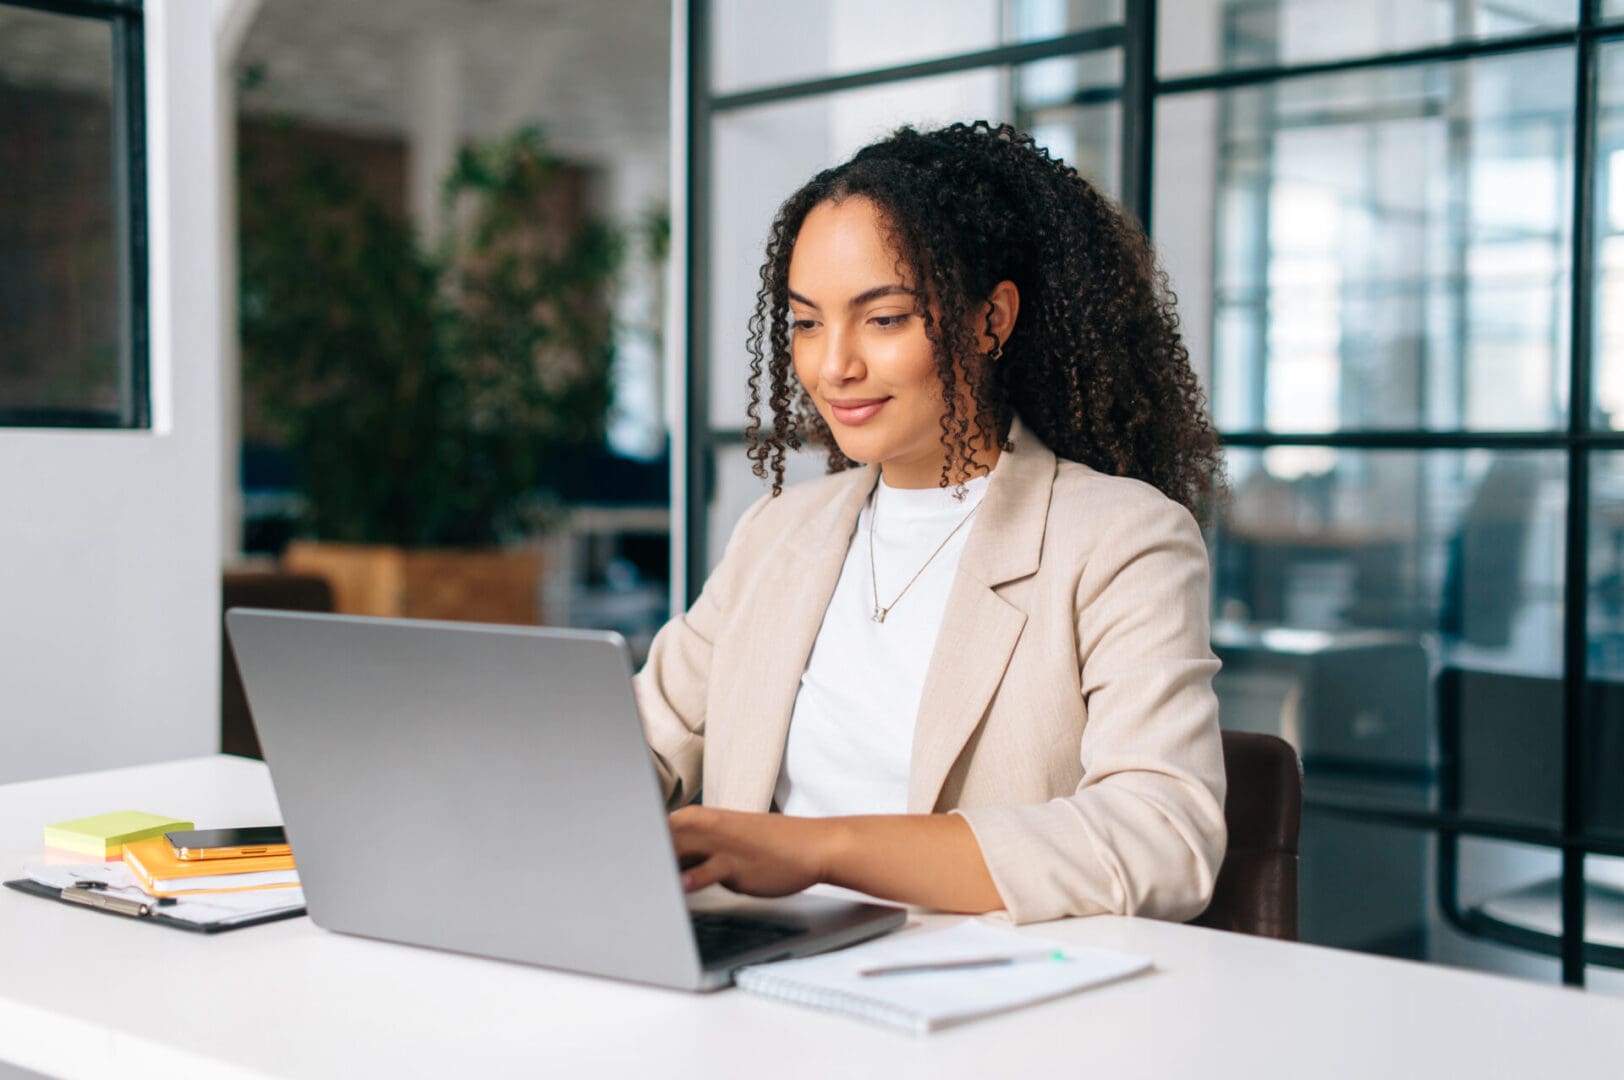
left=1191, top=730, right=1304, bottom=940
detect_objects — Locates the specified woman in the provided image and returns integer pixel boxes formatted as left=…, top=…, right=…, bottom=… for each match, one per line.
left=637, top=122, right=1227, bottom=925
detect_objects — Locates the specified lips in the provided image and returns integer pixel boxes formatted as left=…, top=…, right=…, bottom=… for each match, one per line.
left=827, top=398, right=888, bottom=425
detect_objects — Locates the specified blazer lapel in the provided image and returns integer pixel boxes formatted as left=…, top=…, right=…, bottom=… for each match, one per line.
left=707, top=465, right=877, bottom=812
left=907, top=423, right=1056, bottom=812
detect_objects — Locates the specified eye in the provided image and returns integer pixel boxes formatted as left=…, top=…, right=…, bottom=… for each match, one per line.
left=792, top=317, right=819, bottom=333
left=870, top=314, right=910, bottom=329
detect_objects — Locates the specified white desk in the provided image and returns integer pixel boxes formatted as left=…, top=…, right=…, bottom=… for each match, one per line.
left=0, top=757, right=1619, bottom=1079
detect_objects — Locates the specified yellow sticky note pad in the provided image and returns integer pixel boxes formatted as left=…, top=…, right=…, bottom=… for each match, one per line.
left=43, top=812, right=194, bottom=859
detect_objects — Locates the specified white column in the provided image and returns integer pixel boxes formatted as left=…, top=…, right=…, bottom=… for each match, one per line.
left=405, top=29, right=462, bottom=246
left=667, top=0, right=690, bottom=613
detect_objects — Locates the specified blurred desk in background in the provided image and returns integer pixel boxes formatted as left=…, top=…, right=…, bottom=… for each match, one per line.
left=542, top=504, right=670, bottom=664
left=1215, top=525, right=1411, bottom=628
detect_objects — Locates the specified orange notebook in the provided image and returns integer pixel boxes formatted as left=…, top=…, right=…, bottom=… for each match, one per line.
left=121, top=836, right=299, bottom=897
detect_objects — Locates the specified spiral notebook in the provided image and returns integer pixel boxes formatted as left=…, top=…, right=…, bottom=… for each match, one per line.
left=734, top=919, right=1151, bottom=1035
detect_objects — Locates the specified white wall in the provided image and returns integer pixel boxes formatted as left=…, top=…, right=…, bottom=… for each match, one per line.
left=0, top=0, right=221, bottom=783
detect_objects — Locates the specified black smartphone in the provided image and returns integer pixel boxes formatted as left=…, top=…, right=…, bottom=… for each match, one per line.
left=164, top=826, right=290, bottom=860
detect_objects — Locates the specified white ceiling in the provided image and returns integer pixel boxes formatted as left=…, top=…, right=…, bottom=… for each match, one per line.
left=0, top=0, right=671, bottom=166
left=235, top=0, right=672, bottom=165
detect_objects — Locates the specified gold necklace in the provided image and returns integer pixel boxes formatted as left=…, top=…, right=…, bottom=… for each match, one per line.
left=867, top=484, right=983, bottom=624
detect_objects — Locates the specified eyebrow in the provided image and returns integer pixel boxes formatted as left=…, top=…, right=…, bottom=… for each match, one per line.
left=786, top=284, right=913, bottom=310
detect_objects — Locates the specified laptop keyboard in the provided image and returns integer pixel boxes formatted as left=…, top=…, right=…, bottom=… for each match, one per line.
left=690, top=912, right=801, bottom=966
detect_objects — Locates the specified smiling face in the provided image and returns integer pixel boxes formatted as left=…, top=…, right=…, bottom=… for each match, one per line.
left=787, top=196, right=996, bottom=489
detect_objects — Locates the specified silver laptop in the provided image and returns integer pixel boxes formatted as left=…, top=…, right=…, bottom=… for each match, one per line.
left=225, top=609, right=904, bottom=991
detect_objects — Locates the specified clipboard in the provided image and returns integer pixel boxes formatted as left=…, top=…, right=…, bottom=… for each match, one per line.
left=4, top=878, right=307, bottom=934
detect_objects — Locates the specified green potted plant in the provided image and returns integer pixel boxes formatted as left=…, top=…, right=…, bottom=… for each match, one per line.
left=240, top=126, right=622, bottom=622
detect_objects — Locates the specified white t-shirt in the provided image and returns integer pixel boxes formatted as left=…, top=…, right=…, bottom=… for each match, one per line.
left=773, top=469, right=992, bottom=817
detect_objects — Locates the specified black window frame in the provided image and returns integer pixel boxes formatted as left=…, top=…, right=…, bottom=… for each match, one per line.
left=0, top=0, right=148, bottom=430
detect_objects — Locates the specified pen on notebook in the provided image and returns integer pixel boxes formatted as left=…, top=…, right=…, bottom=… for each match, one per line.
left=859, top=950, right=1070, bottom=978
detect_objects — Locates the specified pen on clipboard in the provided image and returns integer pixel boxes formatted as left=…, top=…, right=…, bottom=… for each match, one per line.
left=859, top=949, right=1071, bottom=978
left=58, top=883, right=171, bottom=915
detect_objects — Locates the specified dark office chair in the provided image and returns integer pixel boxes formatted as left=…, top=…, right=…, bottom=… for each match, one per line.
left=1191, top=731, right=1304, bottom=940
left=221, top=571, right=334, bottom=759
left=1435, top=667, right=1624, bottom=968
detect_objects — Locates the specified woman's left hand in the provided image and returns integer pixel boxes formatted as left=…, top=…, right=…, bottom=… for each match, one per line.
left=667, top=805, right=837, bottom=896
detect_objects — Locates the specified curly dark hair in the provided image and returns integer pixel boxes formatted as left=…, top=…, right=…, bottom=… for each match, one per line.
left=743, top=121, right=1224, bottom=521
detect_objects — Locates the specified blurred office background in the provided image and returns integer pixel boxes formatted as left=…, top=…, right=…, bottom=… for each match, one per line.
left=3, top=0, right=1622, bottom=997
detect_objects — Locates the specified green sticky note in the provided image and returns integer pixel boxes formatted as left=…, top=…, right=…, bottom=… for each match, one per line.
left=43, top=811, right=194, bottom=859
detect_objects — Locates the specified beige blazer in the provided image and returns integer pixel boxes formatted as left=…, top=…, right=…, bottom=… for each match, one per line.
left=634, top=420, right=1227, bottom=924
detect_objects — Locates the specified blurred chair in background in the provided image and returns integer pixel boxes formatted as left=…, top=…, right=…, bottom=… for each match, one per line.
left=1439, top=457, right=1541, bottom=649
left=221, top=571, right=334, bottom=759
left=1436, top=668, right=1624, bottom=970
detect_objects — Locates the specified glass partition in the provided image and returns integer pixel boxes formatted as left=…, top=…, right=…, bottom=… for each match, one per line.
left=1594, top=41, right=1624, bottom=428
left=1211, top=447, right=1566, bottom=825
left=1158, top=0, right=1576, bottom=78
left=1587, top=451, right=1624, bottom=842
left=688, top=0, right=1624, bottom=988
left=1158, top=48, right=1574, bottom=435
left=712, top=0, right=1123, bottom=94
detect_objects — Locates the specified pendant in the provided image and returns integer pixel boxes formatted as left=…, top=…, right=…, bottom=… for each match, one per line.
left=872, top=606, right=887, bottom=624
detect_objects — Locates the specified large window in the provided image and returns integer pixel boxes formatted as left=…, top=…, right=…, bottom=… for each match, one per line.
left=1153, top=0, right=1621, bottom=990
left=0, top=0, right=147, bottom=428
left=1168, top=50, right=1574, bottom=434
left=686, top=1, right=1624, bottom=988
